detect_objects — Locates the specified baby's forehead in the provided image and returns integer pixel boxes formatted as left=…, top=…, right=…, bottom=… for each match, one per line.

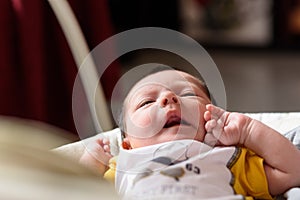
left=129, top=70, right=203, bottom=94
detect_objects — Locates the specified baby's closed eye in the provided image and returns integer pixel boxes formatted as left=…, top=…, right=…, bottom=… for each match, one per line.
left=138, top=99, right=155, bottom=108
left=181, top=92, right=197, bottom=97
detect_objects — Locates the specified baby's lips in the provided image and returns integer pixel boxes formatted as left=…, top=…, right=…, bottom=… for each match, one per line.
left=164, top=114, right=191, bottom=128
left=164, top=116, right=181, bottom=128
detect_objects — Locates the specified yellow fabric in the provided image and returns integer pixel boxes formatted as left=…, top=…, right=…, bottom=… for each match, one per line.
left=103, top=156, right=117, bottom=183
left=229, top=147, right=273, bottom=200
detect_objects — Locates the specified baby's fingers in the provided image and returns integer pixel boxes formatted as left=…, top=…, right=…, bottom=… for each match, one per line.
left=103, top=144, right=111, bottom=154
left=97, top=138, right=112, bottom=157
left=206, top=104, right=226, bottom=119
left=204, top=133, right=221, bottom=147
left=97, top=138, right=110, bottom=146
left=204, top=110, right=212, bottom=121
left=205, top=119, right=217, bottom=133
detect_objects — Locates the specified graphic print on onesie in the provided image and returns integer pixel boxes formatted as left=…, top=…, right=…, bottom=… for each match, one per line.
left=116, top=139, right=244, bottom=200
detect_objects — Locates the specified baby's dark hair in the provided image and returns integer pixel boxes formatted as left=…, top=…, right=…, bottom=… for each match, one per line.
left=118, top=65, right=211, bottom=140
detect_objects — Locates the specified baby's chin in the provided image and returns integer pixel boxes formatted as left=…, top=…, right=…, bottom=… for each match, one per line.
left=160, top=127, right=205, bottom=142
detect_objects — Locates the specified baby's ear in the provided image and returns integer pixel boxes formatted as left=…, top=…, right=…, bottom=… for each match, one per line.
left=122, top=138, right=132, bottom=150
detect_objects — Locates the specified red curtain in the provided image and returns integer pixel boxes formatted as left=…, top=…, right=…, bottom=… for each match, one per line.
left=0, top=0, right=120, bottom=136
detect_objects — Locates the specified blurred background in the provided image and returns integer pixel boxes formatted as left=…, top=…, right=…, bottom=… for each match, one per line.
left=1, top=0, right=300, bottom=141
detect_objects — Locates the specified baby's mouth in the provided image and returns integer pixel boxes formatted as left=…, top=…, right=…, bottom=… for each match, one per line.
left=163, top=116, right=190, bottom=128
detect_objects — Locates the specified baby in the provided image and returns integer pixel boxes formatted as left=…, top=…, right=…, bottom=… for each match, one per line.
left=80, top=68, right=300, bottom=199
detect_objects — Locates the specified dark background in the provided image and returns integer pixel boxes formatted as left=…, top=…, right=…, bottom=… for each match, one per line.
left=0, top=0, right=299, bottom=140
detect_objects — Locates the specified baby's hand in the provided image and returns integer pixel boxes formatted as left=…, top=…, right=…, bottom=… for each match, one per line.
left=204, top=104, right=251, bottom=147
left=79, top=137, right=112, bottom=175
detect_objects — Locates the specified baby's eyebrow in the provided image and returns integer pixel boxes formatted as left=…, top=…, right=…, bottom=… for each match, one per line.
left=130, top=87, right=157, bottom=101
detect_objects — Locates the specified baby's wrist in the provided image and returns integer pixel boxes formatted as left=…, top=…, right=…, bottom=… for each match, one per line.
left=239, top=116, right=255, bottom=146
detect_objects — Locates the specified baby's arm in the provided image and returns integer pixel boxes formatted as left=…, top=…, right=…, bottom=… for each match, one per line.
left=204, top=104, right=300, bottom=195
left=79, top=138, right=112, bottom=175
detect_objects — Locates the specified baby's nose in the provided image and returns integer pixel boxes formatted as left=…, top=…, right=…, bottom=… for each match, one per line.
left=160, top=92, right=178, bottom=107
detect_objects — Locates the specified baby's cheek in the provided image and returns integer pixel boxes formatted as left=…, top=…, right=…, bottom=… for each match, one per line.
left=125, top=114, right=151, bottom=138
left=129, top=107, right=157, bottom=128
left=132, top=114, right=152, bottom=127
left=198, top=104, right=207, bottom=122
left=186, top=103, right=204, bottom=124
left=192, top=103, right=206, bottom=129
left=126, top=107, right=164, bottom=138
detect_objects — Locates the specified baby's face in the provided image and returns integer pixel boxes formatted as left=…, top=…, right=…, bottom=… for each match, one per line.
left=124, top=70, right=211, bottom=148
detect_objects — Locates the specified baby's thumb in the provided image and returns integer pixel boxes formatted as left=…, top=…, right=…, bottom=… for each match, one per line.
left=204, top=133, right=220, bottom=147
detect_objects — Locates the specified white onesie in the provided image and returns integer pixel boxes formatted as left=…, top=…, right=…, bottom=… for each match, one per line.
left=116, top=139, right=244, bottom=200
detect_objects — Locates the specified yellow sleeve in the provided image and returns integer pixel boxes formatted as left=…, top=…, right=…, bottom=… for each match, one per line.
left=103, top=156, right=117, bottom=183
left=230, top=148, right=273, bottom=200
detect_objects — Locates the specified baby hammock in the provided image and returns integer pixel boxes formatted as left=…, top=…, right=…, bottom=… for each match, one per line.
left=48, top=1, right=300, bottom=199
